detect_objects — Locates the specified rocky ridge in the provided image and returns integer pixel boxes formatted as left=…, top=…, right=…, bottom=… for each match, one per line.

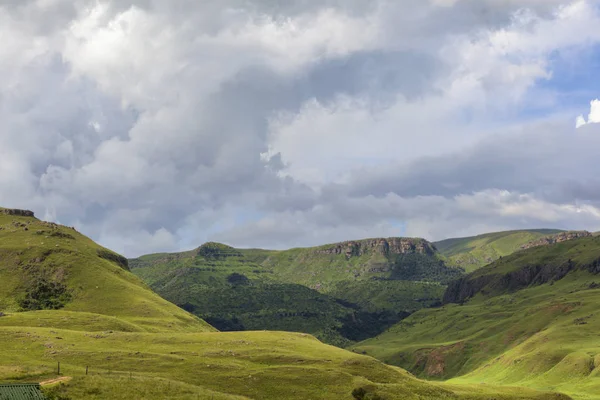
left=520, top=231, right=591, bottom=250
left=0, top=208, right=35, bottom=217
left=314, top=238, right=436, bottom=259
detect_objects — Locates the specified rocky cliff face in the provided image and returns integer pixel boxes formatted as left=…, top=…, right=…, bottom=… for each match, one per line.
left=444, top=234, right=600, bottom=304
left=0, top=208, right=35, bottom=217
left=520, top=231, right=591, bottom=250
left=314, top=238, right=436, bottom=259
left=443, top=261, right=576, bottom=304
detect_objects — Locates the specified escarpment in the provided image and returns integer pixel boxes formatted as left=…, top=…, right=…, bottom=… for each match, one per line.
left=444, top=237, right=600, bottom=304
left=520, top=231, right=592, bottom=250
left=314, top=238, right=436, bottom=259
left=443, top=261, right=576, bottom=304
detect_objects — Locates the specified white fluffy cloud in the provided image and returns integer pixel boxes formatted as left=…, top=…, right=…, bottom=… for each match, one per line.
left=268, top=1, right=600, bottom=188
left=576, top=99, right=600, bottom=127
left=1, top=0, right=600, bottom=256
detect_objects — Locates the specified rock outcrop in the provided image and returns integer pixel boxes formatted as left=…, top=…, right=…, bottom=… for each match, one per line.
left=443, top=261, right=576, bottom=304
left=520, top=231, right=592, bottom=250
left=314, top=238, right=436, bottom=259
left=0, top=208, right=35, bottom=217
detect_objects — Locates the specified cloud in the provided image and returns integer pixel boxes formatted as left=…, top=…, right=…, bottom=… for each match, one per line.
left=576, top=99, right=600, bottom=127
left=215, top=118, right=600, bottom=248
left=214, top=188, right=600, bottom=248
left=1, top=0, right=600, bottom=256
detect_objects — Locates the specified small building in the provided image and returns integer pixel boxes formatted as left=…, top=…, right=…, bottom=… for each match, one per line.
left=0, top=384, right=46, bottom=400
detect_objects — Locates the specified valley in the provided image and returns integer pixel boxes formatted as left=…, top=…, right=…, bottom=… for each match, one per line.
left=129, top=231, right=582, bottom=347
left=129, top=239, right=458, bottom=346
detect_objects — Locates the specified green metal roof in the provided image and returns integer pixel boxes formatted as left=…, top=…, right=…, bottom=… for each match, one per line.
left=0, top=384, right=46, bottom=400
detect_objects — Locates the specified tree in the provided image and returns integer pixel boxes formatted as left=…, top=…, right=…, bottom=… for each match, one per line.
left=227, top=273, right=249, bottom=286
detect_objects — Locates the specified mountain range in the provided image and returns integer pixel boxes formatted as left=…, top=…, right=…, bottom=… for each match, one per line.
left=0, top=206, right=594, bottom=399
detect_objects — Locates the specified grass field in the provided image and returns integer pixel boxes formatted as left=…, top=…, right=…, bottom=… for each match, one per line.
left=0, top=321, right=570, bottom=400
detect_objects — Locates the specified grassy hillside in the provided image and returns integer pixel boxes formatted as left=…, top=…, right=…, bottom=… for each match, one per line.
left=0, top=208, right=213, bottom=332
left=353, top=236, right=600, bottom=399
left=0, top=208, right=566, bottom=399
left=130, top=239, right=455, bottom=345
left=435, top=229, right=564, bottom=272
left=132, top=239, right=461, bottom=290
left=0, top=326, right=567, bottom=400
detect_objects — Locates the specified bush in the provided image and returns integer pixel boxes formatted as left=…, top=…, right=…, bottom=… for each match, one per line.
left=227, top=273, right=249, bottom=286
left=19, top=277, right=72, bottom=311
left=352, top=387, right=384, bottom=400
left=352, top=387, right=367, bottom=400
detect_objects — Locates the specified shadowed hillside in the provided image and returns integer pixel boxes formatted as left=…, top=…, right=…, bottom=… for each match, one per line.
left=130, top=238, right=457, bottom=345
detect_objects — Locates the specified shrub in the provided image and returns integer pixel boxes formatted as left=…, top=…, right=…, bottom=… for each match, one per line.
left=352, top=387, right=384, bottom=400
left=19, top=277, right=72, bottom=311
left=352, top=387, right=367, bottom=400
left=227, top=273, right=249, bottom=286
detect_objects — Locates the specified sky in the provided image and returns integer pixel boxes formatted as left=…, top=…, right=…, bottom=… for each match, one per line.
left=2, top=0, right=600, bottom=257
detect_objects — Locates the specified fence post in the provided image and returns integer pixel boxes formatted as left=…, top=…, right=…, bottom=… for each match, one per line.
left=86, top=366, right=88, bottom=376
left=57, top=362, right=60, bottom=375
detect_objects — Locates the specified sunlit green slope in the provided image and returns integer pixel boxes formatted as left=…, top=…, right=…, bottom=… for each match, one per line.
left=0, top=208, right=213, bottom=332
left=1, top=326, right=569, bottom=400
left=354, top=236, right=600, bottom=400
left=435, top=229, right=563, bottom=272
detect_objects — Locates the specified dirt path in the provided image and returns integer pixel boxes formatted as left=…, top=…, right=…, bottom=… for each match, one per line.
left=39, top=376, right=72, bottom=386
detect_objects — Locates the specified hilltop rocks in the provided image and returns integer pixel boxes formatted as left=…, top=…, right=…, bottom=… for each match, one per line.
left=520, top=231, right=592, bottom=250
left=315, top=238, right=436, bottom=259
left=0, top=208, right=35, bottom=217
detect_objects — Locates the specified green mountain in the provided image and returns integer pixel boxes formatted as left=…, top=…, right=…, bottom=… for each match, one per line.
left=0, top=208, right=561, bottom=399
left=353, top=235, right=600, bottom=399
left=0, top=207, right=212, bottom=332
left=130, top=239, right=459, bottom=346
left=435, top=229, right=565, bottom=272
